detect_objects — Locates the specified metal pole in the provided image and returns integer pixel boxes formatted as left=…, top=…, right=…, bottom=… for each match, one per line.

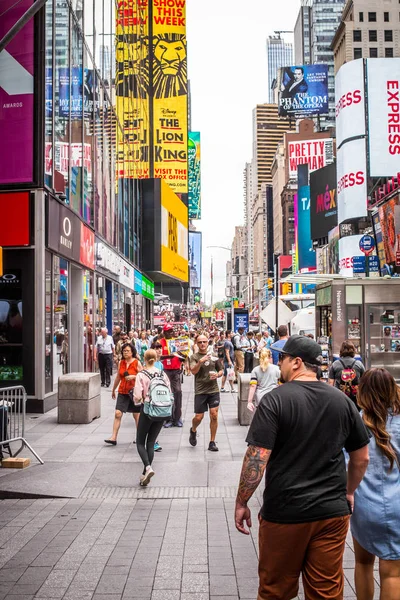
left=258, top=288, right=262, bottom=332
left=0, top=0, right=48, bottom=53
left=274, top=258, right=279, bottom=337
left=210, top=255, right=213, bottom=314
left=231, top=298, right=235, bottom=333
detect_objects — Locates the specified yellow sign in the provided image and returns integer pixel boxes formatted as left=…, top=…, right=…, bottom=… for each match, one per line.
left=115, top=1, right=150, bottom=179
left=0, top=247, right=3, bottom=277
left=160, top=180, right=188, bottom=281
left=152, top=0, right=188, bottom=193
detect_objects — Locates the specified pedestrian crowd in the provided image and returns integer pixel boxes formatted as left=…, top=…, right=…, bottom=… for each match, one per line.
left=93, top=320, right=399, bottom=599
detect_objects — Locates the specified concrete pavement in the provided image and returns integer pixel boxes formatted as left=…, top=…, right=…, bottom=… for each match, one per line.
left=0, top=376, right=379, bottom=599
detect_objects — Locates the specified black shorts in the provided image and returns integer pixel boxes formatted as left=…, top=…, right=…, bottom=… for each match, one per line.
left=194, top=393, right=220, bottom=414
left=115, top=393, right=141, bottom=414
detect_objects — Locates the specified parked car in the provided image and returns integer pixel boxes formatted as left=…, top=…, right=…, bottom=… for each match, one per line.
left=153, top=293, right=170, bottom=305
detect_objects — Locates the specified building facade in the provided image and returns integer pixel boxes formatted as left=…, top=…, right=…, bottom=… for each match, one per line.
left=267, top=34, right=293, bottom=103
left=332, top=0, right=400, bottom=73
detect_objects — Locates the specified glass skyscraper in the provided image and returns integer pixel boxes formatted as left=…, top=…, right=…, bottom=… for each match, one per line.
left=267, top=35, right=294, bottom=103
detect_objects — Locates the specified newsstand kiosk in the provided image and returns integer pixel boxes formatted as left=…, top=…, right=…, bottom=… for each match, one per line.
left=315, top=278, right=400, bottom=382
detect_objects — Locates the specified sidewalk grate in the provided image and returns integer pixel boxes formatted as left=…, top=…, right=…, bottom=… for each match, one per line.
left=80, top=486, right=263, bottom=499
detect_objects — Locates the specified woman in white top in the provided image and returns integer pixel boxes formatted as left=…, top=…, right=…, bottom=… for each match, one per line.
left=247, top=348, right=280, bottom=412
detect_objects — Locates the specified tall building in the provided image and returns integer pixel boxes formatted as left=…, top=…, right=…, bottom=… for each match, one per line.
left=243, top=163, right=254, bottom=306
left=332, top=0, right=400, bottom=72
left=230, top=226, right=247, bottom=300
left=267, top=34, right=293, bottom=103
left=294, top=0, right=345, bottom=127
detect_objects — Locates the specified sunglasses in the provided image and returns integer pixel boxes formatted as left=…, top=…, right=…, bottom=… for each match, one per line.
left=279, top=352, right=294, bottom=362
left=198, top=341, right=208, bottom=344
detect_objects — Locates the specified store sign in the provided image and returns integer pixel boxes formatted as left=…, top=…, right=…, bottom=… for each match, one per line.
left=119, top=258, right=134, bottom=289
left=288, top=139, right=334, bottom=180
left=367, top=59, right=400, bottom=177
left=48, top=198, right=81, bottom=263
left=335, top=59, right=365, bottom=148
left=370, top=173, right=400, bottom=207
left=80, top=223, right=95, bottom=270
left=141, top=275, right=154, bottom=300
left=160, top=180, right=188, bottom=282
left=134, top=270, right=143, bottom=294
left=95, top=240, right=134, bottom=289
left=310, top=162, right=338, bottom=241
left=338, top=235, right=363, bottom=277
left=0, top=192, right=30, bottom=246
left=337, top=138, right=368, bottom=224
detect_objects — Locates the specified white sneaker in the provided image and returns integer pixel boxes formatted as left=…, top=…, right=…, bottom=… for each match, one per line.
left=140, top=466, right=154, bottom=486
left=220, top=388, right=227, bottom=393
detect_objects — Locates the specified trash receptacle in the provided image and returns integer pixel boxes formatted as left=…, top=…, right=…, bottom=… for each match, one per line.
left=237, top=373, right=254, bottom=426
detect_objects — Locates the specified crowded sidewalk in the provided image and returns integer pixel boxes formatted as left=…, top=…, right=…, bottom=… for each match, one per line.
left=0, top=377, right=378, bottom=599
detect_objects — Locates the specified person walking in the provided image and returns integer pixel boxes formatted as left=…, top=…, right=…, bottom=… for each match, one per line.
left=350, top=368, right=400, bottom=600
left=112, top=325, right=122, bottom=345
left=244, top=331, right=257, bottom=373
left=134, top=350, right=172, bottom=486
left=105, top=343, right=142, bottom=445
left=115, top=331, right=129, bottom=362
left=220, top=330, right=236, bottom=393
left=136, top=330, right=150, bottom=363
left=150, top=340, right=166, bottom=453
left=235, top=335, right=370, bottom=600
left=328, top=340, right=365, bottom=409
left=160, top=324, right=185, bottom=427
left=271, top=324, right=289, bottom=365
left=189, top=333, right=223, bottom=452
left=95, top=328, right=115, bottom=387
left=247, top=348, right=280, bottom=413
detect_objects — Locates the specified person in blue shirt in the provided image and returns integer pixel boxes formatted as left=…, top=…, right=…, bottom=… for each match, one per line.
left=270, top=325, right=289, bottom=365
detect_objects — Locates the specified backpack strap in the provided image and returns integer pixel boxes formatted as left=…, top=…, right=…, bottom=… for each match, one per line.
left=339, top=359, right=356, bottom=369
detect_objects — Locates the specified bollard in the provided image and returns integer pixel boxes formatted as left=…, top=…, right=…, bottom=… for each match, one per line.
left=58, top=373, right=101, bottom=424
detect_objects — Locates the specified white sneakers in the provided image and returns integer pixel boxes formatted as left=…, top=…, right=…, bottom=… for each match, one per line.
left=140, top=466, right=155, bottom=486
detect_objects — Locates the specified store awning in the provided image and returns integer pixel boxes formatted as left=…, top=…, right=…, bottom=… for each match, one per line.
left=280, top=273, right=347, bottom=285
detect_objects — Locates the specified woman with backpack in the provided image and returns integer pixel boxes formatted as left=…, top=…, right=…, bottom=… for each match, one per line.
left=328, top=340, right=365, bottom=409
left=351, top=368, right=400, bottom=600
left=134, top=349, right=172, bottom=486
left=247, top=348, right=280, bottom=412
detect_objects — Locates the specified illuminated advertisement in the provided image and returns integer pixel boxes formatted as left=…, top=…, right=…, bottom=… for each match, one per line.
left=378, top=198, right=400, bottom=267
left=294, top=165, right=316, bottom=273
left=58, top=67, right=99, bottom=119
left=152, top=0, right=188, bottom=193
left=188, top=132, right=201, bottom=219
left=279, top=64, right=328, bottom=118
left=338, top=235, right=363, bottom=277
left=189, top=231, right=202, bottom=288
left=310, top=162, right=338, bottom=240
left=115, top=0, right=150, bottom=180
left=335, top=59, right=365, bottom=148
left=337, top=138, right=368, bottom=224
left=161, top=180, right=188, bottom=281
left=0, top=0, right=34, bottom=184
left=288, top=138, right=334, bottom=180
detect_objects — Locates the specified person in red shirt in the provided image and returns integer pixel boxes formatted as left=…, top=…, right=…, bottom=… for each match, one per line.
left=160, top=324, right=185, bottom=427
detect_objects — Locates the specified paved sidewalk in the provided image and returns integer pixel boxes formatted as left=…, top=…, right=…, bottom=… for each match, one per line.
left=0, top=377, right=379, bottom=599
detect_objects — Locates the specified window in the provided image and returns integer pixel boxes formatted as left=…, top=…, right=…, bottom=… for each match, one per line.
left=370, top=47, right=378, bottom=57
left=354, top=48, right=362, bottom=59
left=353, top=30, right=362, bottom=42
left=385, top=30, right=393, bottom=41
left=384, top=12, right=390, bottom=22
left=368, top=12, right=376, bottom=22
left=369, top=30, right=377, bottom=42
left=385, top=47, right=394, bottom=57
left=359, top=11, right=363, bottom=21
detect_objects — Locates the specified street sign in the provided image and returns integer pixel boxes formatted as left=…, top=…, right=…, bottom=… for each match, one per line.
left=223, top=301, right=231, bottom=308
left=359, top=235, right=375, bottom=256
left=368, top=255, right=379, bottom=271
left=353, top=255, right=366, bottom=274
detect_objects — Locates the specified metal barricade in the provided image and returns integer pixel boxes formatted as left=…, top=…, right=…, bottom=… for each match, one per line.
left=0, top=386, right=44, bottom=464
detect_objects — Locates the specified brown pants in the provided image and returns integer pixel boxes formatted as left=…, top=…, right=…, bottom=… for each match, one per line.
left=258, top=515, right=350, bottom=600
left=234, top=350, right=244, bottom=377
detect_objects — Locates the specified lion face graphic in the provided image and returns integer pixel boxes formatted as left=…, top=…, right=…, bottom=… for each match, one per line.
left=152, top=34, right=187, bottom=99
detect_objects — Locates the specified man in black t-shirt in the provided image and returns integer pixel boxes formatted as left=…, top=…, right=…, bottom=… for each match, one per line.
left=234, top=335, right=370, bottom=600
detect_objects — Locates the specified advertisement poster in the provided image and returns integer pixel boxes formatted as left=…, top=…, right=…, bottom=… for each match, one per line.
left=0, top=271, right=23, bottom=381
left=338, top=235, right=363, bottom=277
left=335, top=59, right=365, bottom=148
left=294, top=165, right=316, bottom=272
left=80, top=223, right=95, bottom=270
left=58, top=67, right=99, bottom=119
left=115, top=0, right=150, bottom=180
left=167, top=336, right=190, bottom=357
left=310, top=162, right=338, bottom=240
left=337, top=138, right=368, bottom=224
left=0, top=0, right=34, bottom=184
left=367, top=58, right=400, bottom=177
left=279, top=64, right=329, bottom=118
left=160, top=180, right=188, bottom=282
left=288, top=138, right=334, bottom=180
left=378, top=198, right=400, bottom=266
left=188, top=132, right=201, bottom=219
left=189, top=231, right=202, bottom=288
left=328, top=226, right=340, bottom=274
left=152, top=0, right=188, bottom=193
left=372, top=211, right=388, bottom=274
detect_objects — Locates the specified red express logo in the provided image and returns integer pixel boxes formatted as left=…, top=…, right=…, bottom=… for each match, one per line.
left=337, top=171, right=365, bottom=196
left=387, top=81, right=400, bottom=155
left=335, top=89, right=362, bottom=117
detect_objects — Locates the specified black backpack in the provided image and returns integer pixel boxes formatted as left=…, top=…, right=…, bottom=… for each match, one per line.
left=337, top=359, right=359, bottom=403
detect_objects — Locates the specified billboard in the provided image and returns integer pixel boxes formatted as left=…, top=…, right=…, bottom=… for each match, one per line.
left=288, top=138, right=334, bottom=180
left=310, top=162, right=338, bottom=240
left=337, top=138, right=368, bottom=224
left=294, top=165, right=316, bottom=273
left=0, top=0, right=34, bottom=185
left=335, top=59, right=365, bottom=148
left=115, top=0, right=150, bottom=180
left=152, top=0, right=188, bottom=193
left=189, top=231, right=202, bottom=288
left=338, top=235, right=363, bottom=277
left=279, top=64, right=329, bottom=118
left=367, top=58, right=400, bottom=177
left=161, top=180, right=188, bottom=281
left=188, top=132, right=201, bottom=219
left=58, top=67, right=99, bottom=119
left=378, top=198, right=400, bottom=266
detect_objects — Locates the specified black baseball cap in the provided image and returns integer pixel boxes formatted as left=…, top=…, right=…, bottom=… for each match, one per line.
left=271, top=335, right=322, bottom=365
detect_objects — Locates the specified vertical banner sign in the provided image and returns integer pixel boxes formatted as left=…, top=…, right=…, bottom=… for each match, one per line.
left=337, top=138, right=368, bottom=223
left=0, top=0, right=34, bottom=184
left=295, top=164, right=316, bottom=272
left=115, top=1, right=150, bottom=179
left=152, top=0, right=188, bottom=193
left=188, top=132, right=201, bottom=219
left=160, top=180, right=188, bottom=281
left=335, top=59, right=365, bottom=148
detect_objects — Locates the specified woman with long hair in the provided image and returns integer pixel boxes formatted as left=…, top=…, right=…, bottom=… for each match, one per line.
left=247, top=348, right=280, bottom=412
left=351, top=368, right=400, bottom=600
left=134, top=349, right=172, bottom=486
left=105, top=343, right=142, bottom=445
left=136, top=330, right=149, bottom=363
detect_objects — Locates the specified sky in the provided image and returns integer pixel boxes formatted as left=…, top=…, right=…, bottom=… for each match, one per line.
left=186, top=0, right=301, bottom=304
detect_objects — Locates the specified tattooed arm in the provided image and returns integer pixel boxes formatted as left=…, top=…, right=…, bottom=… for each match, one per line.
left=235, top=445, right=271, bottom=535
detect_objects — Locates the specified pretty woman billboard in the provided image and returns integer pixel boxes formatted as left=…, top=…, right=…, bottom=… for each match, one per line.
left=279, top=65, right=329, bottom=118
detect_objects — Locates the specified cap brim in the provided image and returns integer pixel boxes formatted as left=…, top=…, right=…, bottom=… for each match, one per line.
left=270, top=341, right=288, bottom=352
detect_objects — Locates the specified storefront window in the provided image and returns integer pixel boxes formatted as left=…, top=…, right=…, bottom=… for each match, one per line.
left=368, top=305, right=400, bottom=381
left=45, top=252, right=52, bottom=393
left=54, top=1, right=70, bottom=198
left=53, top=256, right=69, bottom=379
left=113, top=284, right=120, bottom=328
left=120, top=287, right=125, bottom=330
left=83, top=270, right=94, bottom=372
left=0, top=271, right=23, bottom=383
left=95, top=276, right=106, bottom=330
left=45, top=0, right=53, bottom=188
